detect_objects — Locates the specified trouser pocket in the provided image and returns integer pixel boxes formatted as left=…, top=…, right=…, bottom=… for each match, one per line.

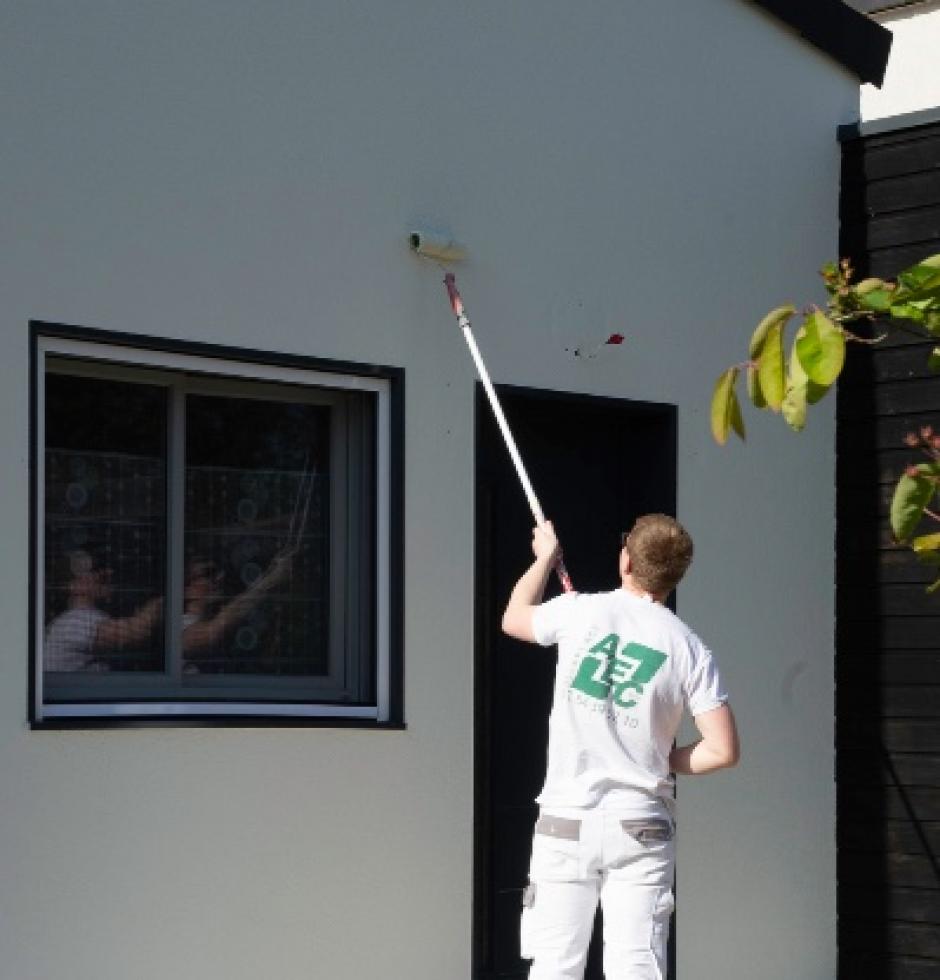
left=519, top=883, right=537, bottom=960
left=620, top=818, right=673, bottom=844
left=529, top=814, right=582, bottom=880
left=521, top=814, right=590, bottom=965
left=519, top=878, right=599, bottom=968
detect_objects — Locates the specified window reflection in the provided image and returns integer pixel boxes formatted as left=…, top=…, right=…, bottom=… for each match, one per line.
left=44, top=375, right=166, bottom=672
left=42, top=365, right=376, bottom=706
left=183, top=394, right=330, bottom=676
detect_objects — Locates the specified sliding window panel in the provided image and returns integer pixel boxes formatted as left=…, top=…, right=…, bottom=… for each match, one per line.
left=181, top=386, right=376, bottom=704
left=182, top=391, right=330, bottom=679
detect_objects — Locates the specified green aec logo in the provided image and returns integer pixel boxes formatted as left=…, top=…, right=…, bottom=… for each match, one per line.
left=570, top=634, right=667, bottom=709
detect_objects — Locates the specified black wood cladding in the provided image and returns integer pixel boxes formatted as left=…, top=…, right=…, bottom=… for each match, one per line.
left=837, top=118, right=940, bottom=977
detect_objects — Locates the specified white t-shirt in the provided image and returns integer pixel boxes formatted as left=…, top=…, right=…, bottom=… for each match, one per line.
left=44, top=607, right=110, bottom=671
left=531, top=588, right=727, bottom=813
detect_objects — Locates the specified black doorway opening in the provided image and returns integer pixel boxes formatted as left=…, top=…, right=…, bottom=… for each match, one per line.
left=473, top=384, right=678, bottom=980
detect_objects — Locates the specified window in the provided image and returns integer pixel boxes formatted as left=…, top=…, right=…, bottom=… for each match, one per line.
left=31, top=325, right=402, bottom=725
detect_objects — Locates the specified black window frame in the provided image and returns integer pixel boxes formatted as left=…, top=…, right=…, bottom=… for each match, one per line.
left=29, top=321, right=404, bottom=730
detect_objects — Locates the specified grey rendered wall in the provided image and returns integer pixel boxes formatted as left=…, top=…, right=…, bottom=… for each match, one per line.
left=0, top=3, right=857, bottom=978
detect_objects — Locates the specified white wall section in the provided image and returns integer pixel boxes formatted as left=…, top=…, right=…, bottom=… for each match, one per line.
left=0, top=2, right=858, bottom=978
left=862, top=1, right=940, bottom=120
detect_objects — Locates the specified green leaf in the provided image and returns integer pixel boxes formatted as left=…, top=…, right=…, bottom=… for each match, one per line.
left=729, top=386, right=746, bottom=441
left=893, top=260, right=940, bottom=304
left=758, top=321, right=786, bottom=412
left=915, top=538, right=940, bottom=595
left=854, top=278, right=884, bottom=295
left=911, top=278, right=940, bottom=302
left=711, top=367, right=740, bottom=445
left=806, top=381, right=830, bottom=405
left=795, top=310, right=846, bottom=386
left=781, top=383, right=808, bottom=432
left=746, top=364, right=766, bottom=408
left=929, top=348, right=940, bottom=373
left=890, top=301, right=928, bottom=325
left=787, top=329, right=827, bottom=404
left=890, top=466, right=938, bottom=543
left=897, top=260, right=940, bottom=294
left=750, top=306, right=795, bottom=359
left=912, top=532, right=940, bottom=554
left=857, top=288, right=893, bottom=313
left=928, top=311, right=940, bottom=337
left=789, top=330, right=808, bottom=382
left=782, top=326, right=832, bottom=412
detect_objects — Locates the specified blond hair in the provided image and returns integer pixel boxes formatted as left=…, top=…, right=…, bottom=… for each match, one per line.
left=624, top=514, right=693, bottom=596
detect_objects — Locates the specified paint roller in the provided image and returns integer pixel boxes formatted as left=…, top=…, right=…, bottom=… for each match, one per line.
left=409, top=231, right=468, bottom=264
left=410, top=230, right=574, bottom=592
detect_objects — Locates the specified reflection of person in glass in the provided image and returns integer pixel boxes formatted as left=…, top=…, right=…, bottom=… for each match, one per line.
left=44, top=550, right=164, bottom=672
left=182, top=551, right=293, bottom=667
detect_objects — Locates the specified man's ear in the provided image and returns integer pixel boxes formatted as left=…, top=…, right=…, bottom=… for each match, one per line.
left=619, top=548, right=632, bottom=578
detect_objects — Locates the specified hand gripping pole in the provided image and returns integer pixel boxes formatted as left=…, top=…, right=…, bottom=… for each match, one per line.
left=444, top=273, right=574, bottom=593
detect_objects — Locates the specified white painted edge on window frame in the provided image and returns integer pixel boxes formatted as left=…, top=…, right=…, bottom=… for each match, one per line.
left=42, top=702, right=379, bottom=719
left=41, top=336, right=391, bottom=394
left=375, top=379, right=392, bottom=724
left=34, top=356, right=47, bottom=724
left=34, top=333, right=394, bottom=725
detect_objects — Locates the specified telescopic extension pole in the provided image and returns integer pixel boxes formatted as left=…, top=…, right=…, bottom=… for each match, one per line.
left=443, top=273, right=574, bottom=593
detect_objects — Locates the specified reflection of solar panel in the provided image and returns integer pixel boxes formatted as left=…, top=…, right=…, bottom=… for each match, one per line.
left=287, top=454, right=318, bottom=554
left=184, top=463, right=329, bottom=676
left=45, top=450, right=330, bottom=676
left=44, top=449, right=166, bottom=672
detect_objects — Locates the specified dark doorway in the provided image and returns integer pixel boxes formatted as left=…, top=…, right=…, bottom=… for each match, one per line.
left=473, top=384, right=677, bottom=980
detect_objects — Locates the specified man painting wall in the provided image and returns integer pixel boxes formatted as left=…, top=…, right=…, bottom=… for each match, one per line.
left=502, top=516, right=740, bottom=980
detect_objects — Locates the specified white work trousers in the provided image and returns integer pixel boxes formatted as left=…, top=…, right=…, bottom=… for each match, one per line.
left=520, top=808, right=675, bottom=980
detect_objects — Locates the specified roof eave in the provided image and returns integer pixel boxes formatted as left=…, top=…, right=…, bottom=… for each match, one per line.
left=748, top=0, right=893, bottom=87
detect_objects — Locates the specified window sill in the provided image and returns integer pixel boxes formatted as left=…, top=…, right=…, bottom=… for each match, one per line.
left=30, top=715, right=407, bottom=732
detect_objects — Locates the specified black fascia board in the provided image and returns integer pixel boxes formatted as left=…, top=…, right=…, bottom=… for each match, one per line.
left=848, top=2, right=929, bottom=13
left=748, top=0, right=892, bottom=87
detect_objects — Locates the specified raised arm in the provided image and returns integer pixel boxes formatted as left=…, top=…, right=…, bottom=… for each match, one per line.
left=669, top=703, right=740, bottom=775
left=501, top=522, right=561, bottom=643
left=95, top=596, right=164, bottom=648
left=183, top=551, right=292, bottom=652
